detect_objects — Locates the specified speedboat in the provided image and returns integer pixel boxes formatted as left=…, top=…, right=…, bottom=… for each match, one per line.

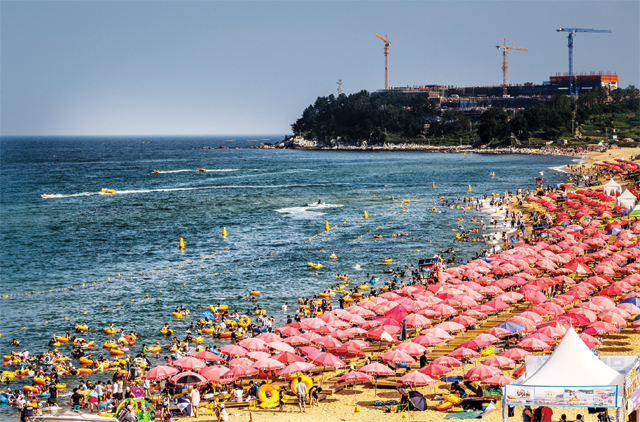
left=41, top=193, right=56, bottom=199
left=100, top=189, right=116, bottom=194
left=197, top=168, right=206, bottom=172
left=152, top=170, right=160, bottom=174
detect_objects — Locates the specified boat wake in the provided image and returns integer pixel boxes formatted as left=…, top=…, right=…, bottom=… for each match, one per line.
left=42, top=184, right=343, bottom=198
left=275, top=203, right=344, bottom=218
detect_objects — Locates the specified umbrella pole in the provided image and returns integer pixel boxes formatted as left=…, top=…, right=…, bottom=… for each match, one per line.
left=354, top=383, right=358, bottom=406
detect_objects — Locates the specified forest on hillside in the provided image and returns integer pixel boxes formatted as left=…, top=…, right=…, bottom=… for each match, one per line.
left=291, top=86, right=639, bottom=146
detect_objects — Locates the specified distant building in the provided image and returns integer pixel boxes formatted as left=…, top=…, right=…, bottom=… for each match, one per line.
left=372, top=72, right=619, bottom=110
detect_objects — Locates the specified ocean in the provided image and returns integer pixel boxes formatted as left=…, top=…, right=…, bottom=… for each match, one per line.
left=0, top=135, right=575, bottom=418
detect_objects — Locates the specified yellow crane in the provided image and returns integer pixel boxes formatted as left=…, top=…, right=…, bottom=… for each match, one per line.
left=376, top=34, right=390, bottom=90
left=496, top=38, right=528, bottom=96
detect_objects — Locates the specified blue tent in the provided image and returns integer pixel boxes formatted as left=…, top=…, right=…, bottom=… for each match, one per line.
left=620, top=297, right=640, bottom=307
left=495, top=322, right=524, bottom=333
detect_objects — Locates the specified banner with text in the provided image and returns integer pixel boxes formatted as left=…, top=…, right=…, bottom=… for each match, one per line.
left=504, top=385, right=618, bottom=408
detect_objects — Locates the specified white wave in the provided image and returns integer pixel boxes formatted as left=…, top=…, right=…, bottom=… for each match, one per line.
left=43, top=184, right=339, bottom=199
left=549, top=165, right=570, bottom=173
left=305, top=203, right=344, bottom=208
left=157, top=169, right=194, bottom=173
left=199, top=169, right=240, bottom=172
left=275, top=206, right=326, bottom=219
left=353, top=264, right=362, bottom=270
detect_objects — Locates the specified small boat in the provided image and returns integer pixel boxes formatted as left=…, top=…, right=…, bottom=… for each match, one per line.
left=197, top=168, right=206, bottom=172
left=100, top=189, right=116, bottom=194
left=153, top=170, right=160, bottom=174
left=41, top=193, right=56, bottom=199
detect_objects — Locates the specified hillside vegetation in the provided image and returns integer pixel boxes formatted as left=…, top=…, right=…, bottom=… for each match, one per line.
left=291, top=86, right=639, bottom=147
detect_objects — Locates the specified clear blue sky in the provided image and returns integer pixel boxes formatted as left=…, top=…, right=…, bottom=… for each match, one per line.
left=1, top=1, right=638, bottom=136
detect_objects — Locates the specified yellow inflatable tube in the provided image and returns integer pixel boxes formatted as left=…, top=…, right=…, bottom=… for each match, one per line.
left=258, top=384, right=280, bottom=408
left=290, top=375, right=313, bottom=394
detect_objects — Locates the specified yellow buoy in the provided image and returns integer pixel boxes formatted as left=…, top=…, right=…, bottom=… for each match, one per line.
left=179, top=238, right=185, bottom=250
left=222, top=227, right=227, bottom=238
left=325, top=221, right=330, bottom=231
left=364, top=211, right=369, bottom=219
left=432, top=182, right=435, bottom=188
left=468, top=185, right=472, bottom=192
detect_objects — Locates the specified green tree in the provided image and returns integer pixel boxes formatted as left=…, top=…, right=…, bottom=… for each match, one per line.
left=478, top=107, right=509, bottom=144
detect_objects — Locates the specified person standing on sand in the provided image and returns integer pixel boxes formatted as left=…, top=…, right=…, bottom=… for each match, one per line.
left=522, top=405, right=533, bottom=422
left=294, top=377, right=307, bottom=413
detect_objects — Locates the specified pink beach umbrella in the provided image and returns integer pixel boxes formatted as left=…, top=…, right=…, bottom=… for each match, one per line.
left=393, top=342, right=428, bottom=356
left=397, top=371, right=436, bottom=386
left=218, top=344, right=248, bottom=357
left=188, top=350, right=224, bottom=362
left=449, top=347, right=480, bottom=359
left=464, top=364, right=502, bottom=381
left=173, top=356, right=206, bottom=371
left=238, top=338, right=268, bottom=352
left=483, top=356, right=515, bottom=368
left=222, top=364, right=259, bottom=381
left=380, top=350, right=415, bottom=365
left=482, top=374, right=516, bottom=386
left=143, top=365, right=178, bottom=381
left=431, top=356, right=463, bottom=367
left=276, top=361, right=315, bottom=377
left=200, top=366, right=231, bottom=384
left=516, top=337, right=551, bottom=351
left=412, top=335, right=443, bottom=347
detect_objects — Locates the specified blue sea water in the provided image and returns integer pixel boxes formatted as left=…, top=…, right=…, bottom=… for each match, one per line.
left=0, top=135, right=575, bottom=418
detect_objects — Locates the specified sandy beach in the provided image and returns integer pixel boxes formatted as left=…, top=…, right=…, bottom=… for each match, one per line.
left=174, top=147, right=640, bottom=422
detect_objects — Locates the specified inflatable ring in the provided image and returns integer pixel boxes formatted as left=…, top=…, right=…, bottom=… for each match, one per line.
left=103, top=341, right=117, bottom=349
left=343, top=297, right=353, bottom=303
left=218, top=304, right=229, bottom=311
left=23, top=386, right=39, bottom=393
left=73, top=338, right=86, bottom=345
left=383, top=259, right=392, bottom=263
left=319, top=292, right=330, bottom=298
left=79, top=357, right=94, bottom=365
left=78, top=368, right=93, bottom=375
left=131, top=386, right=145, bottom=398
left=75, top=325, right=89, bottom=331
left=33, top=376, right=47, bottom=384
left=147, top=346, right=161, bottom=353
left=124, top=335, right=136, bottom=342
left=172, top=312, right=184, bottom=318
left=436, top=401, right=454, bottom=411
left=357, top=285, right=369, bottom=290
left=250, top=291, right=261, bottom=296
left=258, top=384, right=280, bottom=409
left=352, top=292, right=363, bottom=298
left=110, top=349, right=125, bottom=356
left=219, top=332, right=232, bottom=338
left=56, top=383, right=66, bottom=390
left=239, top=316, right=251, bottom=328
left=104, top=328, right=116, bottom=334
left=160, top=328, right=173, bottom=336
left=290, top=375, right=313, bottom=394
left=442, top=393, right=463, bottom=405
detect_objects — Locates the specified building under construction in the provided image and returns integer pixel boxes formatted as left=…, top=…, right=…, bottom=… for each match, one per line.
left=373, top=72, right=619, bottom=110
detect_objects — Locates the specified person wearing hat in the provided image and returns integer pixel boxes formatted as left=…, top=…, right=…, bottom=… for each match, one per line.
left=218, top=403, right=229, bottom=422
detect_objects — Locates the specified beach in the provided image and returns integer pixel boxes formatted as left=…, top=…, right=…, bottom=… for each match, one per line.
left=2, top=141, right=640, bottom=422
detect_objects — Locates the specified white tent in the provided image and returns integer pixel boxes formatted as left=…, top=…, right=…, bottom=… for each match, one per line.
left=603, top=179, right=622, bottom=196
left=522, top=327, right=624, bottom=392
left=616, top=189, right=637, bottom=210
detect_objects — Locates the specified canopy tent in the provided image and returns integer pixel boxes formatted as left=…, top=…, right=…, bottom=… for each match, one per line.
left=615, top=189, right=637, bottom=210
left=603, top=179, right=622, bottom=196
left=630, top=203, right=640, bottom=217
left=519, top=327, right=624, bottom=391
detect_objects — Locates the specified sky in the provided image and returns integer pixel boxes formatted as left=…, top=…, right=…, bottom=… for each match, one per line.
left=1, top=1, right=638, bottom=136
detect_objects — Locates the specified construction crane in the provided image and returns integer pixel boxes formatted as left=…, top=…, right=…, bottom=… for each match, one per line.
left=376, top=34, right=390, bottom=90
left=556, top=28, right=612, bottom=96
left=496, top=38, right=528, bottom=97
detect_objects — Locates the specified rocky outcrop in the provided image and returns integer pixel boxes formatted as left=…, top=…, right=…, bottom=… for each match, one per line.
left=251, top=136, right=541, bottom=154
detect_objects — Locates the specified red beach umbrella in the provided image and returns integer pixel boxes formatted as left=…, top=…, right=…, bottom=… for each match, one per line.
left=200, top=366, right=232, bottom=384
left=173, top=357, right=206, bottom=371
left=463, top=364, right=501, bottom=380
left=143, top=365, right=178, bottom=380
left=398, top=371, right=436, bottom=386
